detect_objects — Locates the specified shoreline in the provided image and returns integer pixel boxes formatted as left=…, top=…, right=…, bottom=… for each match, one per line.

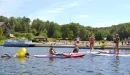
left=2, top=41, right=130, bottom=49
left=2, top=43, right=130, bottom=50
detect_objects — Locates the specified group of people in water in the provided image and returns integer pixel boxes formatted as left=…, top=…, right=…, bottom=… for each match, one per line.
left=89, top=34, right=121, bottom=54
left=1, top=45, right=79, bottom=58
left=1, top=33, right=125, bottom=58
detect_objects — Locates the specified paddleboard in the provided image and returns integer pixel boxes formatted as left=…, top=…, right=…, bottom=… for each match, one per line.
left=93, top=53, right=130, bottom=57
left=90, top=52, right=100, bottom=54
left=98, top=50, right=129, bottom=55
left=86, top=51, right=100, bottom=54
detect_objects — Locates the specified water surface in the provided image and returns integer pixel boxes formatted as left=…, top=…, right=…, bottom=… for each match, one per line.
left=0, top=46, right=130, bottom=75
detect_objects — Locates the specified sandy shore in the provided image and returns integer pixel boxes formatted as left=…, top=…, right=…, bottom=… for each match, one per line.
left=32, top=41, right=130, bottom=49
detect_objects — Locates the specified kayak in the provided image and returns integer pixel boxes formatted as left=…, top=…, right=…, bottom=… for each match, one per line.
left=34, top=52, right=86, bottom=58
left=94, top=53, right=130, bottom=57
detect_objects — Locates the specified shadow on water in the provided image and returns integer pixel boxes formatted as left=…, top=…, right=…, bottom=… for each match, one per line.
left=86, top=54, right=95, bottom=73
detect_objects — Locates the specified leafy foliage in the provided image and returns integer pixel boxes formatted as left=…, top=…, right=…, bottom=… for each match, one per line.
left=0, top=16, right=130, bottom=41
left=0, top=27, right=3, bottom=40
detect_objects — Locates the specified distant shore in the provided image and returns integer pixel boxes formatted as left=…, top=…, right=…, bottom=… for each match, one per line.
left=31, top=41, right=130, bottom=49
left=2, top=40, right=130, bottom=49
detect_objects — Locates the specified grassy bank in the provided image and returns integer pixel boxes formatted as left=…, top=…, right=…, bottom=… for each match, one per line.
left=0, top=40, right=4, bottom=45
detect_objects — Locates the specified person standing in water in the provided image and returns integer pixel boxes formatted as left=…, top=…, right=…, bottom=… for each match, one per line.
left=89, top=35, right=95, bottom=52
left=114, top=34, right=120, bottom=54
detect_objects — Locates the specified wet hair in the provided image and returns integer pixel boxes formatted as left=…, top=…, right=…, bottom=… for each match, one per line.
left=25, top=52, right=29, bottom=56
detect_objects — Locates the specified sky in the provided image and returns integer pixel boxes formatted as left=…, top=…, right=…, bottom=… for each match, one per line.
left=0, top=0, right=130, bottom=27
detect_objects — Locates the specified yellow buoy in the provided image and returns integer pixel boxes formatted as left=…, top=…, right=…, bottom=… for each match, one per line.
left=17, top=48, right=27, bottom=57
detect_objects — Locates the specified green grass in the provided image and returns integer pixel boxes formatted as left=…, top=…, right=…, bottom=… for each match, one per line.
left=0, top=40, right=4, bottom=45
left=47, top=38, right=55, bottom=42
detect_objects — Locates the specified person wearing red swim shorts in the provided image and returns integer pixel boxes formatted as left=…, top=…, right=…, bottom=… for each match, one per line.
left=89, top=35, right=95, bottom=52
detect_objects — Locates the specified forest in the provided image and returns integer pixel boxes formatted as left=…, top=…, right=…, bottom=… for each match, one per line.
left=0, top=16, right=130, bottom=41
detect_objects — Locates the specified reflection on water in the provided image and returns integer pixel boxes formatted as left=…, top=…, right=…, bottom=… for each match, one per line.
left=49, top=57, right=54, bottom=62
left=114, top=56, right=120, bottom=71
left=17, top=57, right=27, bottom=64
left=109, top=56, right=120, bottom=75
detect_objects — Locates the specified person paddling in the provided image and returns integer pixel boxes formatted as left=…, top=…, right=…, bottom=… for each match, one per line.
left=73, top=45, right=79, bottom=53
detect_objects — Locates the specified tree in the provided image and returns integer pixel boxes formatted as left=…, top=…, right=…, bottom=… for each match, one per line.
left=47, top=22, right=60, bottom=37
left=85, top=30, right=91, bottom=40
left=79, top=28, right=87, bottom=40
left=126, top=24, right=130, bottom=33
left=31, top=29, right=37, bottom=35
left=69, top=23, right=80, bottom=38
left=26, top=33, right=34, bottom=40
left=0, top=16, right=8, bottom=22
left=31, top=18, right=44, bottom=32
left=102, top=30, right=110, bottom=39
left=53, top=30, right=61, bottom=39
left=1, top=15, right=130, bottom=41
left=95, top=30, right=110, bottom=40
left=14, top=17, right=23, bottom=32
left=95, top=30, right=102, bottom=40
left=61, top=25, right=69, bottom=39
left=8, top=16, right=16, bottom=32
left=39, top=29, right=48, bottom=37
left=0, top=27, right=3, bottom=40
left=68, top=30, right=74, bottom=40
left=22, top=16, right=31, bottom=32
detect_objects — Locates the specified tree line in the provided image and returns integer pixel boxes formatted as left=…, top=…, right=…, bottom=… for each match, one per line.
left=0, top=16, right=130, bottom=41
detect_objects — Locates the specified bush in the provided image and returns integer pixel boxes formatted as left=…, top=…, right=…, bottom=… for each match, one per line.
left=26, top=33, right=34, bottom=40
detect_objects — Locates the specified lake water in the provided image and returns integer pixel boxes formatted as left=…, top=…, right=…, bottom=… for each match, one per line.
left=0, top=46, right=130, bottom=75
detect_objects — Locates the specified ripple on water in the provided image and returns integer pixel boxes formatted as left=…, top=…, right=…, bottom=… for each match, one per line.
left=1, top=48, right=130, bottom=75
